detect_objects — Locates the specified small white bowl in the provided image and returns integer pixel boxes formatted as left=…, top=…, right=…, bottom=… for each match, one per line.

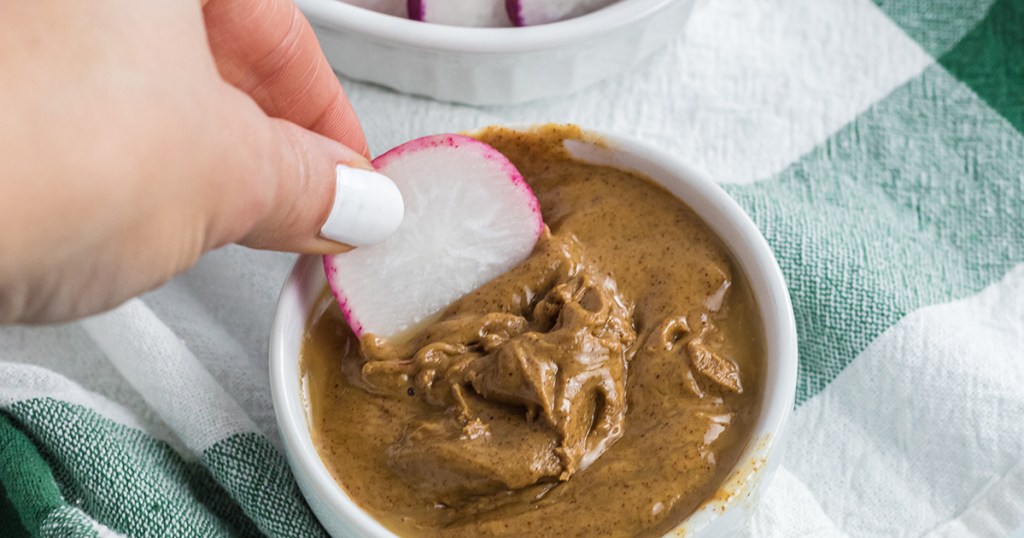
left=270, top=125, right=798, bottom=537
left=295, top=0, right=697, bottom=105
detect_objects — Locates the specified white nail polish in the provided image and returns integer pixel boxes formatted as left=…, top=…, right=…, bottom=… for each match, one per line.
left=321, top=165, right=405, bottom=246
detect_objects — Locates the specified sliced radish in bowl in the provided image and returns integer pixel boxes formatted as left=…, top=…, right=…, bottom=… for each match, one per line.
left=409, top=0, right=512, bottom=27
left=506, top=0, right=617, bottom=26
left=324, top=134, right=543, bottom=340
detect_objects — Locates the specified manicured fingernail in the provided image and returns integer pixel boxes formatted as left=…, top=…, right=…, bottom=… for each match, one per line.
left=320, top=165, right=404, bottom=246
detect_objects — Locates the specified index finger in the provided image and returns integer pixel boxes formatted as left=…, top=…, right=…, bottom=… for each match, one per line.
left=202, top=0, right=369, bottom=156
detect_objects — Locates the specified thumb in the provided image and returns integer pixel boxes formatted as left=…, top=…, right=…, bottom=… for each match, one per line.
left=209, top=96, right=404, bottom=254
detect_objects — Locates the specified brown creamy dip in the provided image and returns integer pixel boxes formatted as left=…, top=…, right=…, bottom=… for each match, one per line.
left=301, top=125, right=764, bottom=537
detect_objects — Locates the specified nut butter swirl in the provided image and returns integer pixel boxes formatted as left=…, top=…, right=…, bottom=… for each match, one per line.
left=350, top=231, right=742, bottom=506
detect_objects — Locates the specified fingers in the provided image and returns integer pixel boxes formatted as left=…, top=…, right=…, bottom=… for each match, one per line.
left=202, top=0, right=368, bottom=155
left=205, top=88, right=402, bottom=254
left=243, top=119, right=404, bottom=253
left=200, top=0, right=384, bottom=252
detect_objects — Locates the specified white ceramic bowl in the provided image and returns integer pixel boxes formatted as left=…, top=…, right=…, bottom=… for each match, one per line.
left=295, top=0, right=697, bottom=105
left=270, top=125, right=798, bottom=537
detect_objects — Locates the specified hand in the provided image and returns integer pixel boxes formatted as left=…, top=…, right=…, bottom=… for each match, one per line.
left=0, top=0, right=401, bottom=323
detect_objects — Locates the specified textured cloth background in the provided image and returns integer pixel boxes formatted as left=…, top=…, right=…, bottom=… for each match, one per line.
left=2, top=0, right=1023, bottom=536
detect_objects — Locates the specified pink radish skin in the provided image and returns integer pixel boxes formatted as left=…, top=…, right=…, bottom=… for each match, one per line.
left=409, top=0, right=512, bottom=27
left=507, top=0, right=616, bottom=26
left=324, top=134, right=543, bottom=340
left=343, top=0, right=407, bottom=17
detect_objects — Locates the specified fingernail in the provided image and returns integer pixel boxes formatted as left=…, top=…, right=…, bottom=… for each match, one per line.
left=321, top=165, right=404, bottom=246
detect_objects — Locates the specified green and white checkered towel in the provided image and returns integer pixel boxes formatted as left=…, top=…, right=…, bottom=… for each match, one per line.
left=2, top=0, right=1022, bottom=536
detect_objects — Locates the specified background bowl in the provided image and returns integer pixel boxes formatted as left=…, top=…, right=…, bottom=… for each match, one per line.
left=270, top=125, right=798, bottom=536
left=295, top=0, right=697, bottom=105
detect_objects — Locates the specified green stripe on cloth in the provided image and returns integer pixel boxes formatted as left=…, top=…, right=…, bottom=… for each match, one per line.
left=939, top=0, right=1024, bottom=135
left=727, top=63, right=1024, bottom=404
left=203, top=433, right=328, bottom=538
left=873, top=0, right=997, bottom=56
left=0, top=412, right=78, bottom=537
left=6, top=398, right=262, bottom=537
left=1, top=482, right=32, bottom=538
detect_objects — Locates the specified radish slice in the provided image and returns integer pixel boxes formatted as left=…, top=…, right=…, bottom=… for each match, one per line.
left=507, top=0, right=616, bottom=26
left=324, top=134, right=543, bottom=340
left=342, top=0, right=407, bottom=17
left=409, top=0, right=512, bottom=27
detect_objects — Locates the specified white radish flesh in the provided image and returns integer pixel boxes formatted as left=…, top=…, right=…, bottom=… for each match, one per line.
left=324, top=134, right=544, bottom=340
left=507, top=0, right=617, bottom=26
left=409, top=0, right=512, bottom=27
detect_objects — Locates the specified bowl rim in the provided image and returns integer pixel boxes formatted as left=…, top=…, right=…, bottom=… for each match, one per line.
left=295, top=0, right=683, bottom=54
left=270, top=124, right=798, bottom=536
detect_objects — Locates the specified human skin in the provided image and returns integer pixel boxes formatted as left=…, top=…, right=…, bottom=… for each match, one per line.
left=0, top=0, right=370, bottom=323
